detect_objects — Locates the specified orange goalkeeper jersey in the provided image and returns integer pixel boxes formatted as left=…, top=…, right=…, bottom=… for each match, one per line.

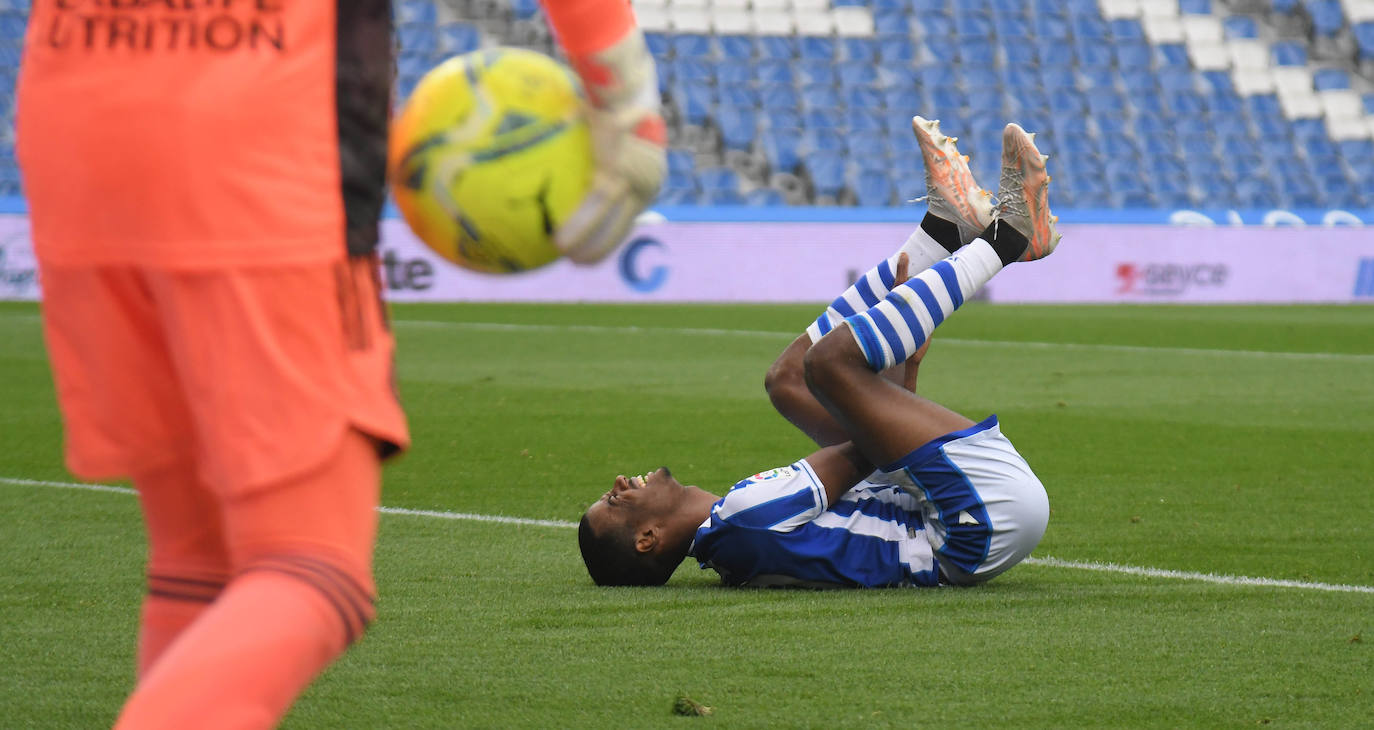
left=16, top=1, right=393, bottom=268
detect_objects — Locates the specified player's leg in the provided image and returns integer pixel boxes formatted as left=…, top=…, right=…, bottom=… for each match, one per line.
left=114, top=428, right=382, bottom=730
left=804, top=123, right=1057, bottom=468
left=113, top=256, right=407, bottom=729
left=132, top=459, right=232, bottom=677
left=35, top=264, right=230, bottom=676
left=767, top=117, right=994, bottom=446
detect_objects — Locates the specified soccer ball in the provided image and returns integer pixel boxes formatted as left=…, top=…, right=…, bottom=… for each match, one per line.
left=388, top=48, right=594, bottom=274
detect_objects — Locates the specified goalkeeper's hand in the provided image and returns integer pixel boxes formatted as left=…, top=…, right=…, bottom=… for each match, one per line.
left=558, top=29, right=667, bottom=265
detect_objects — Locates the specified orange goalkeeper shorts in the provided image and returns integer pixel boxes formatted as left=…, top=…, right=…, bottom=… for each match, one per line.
left=39, top=255, right=409, bottom=496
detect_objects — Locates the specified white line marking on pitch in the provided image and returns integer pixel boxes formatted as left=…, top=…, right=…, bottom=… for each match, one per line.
left=394, top=319, right=1374, bottom=363
left=6, top=476, right=1372, bottom=595
left=6, top=311, right=1372, bottom=362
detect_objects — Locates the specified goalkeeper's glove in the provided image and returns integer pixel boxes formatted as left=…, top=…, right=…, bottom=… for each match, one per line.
left=558, top=29, right=667, bottom=265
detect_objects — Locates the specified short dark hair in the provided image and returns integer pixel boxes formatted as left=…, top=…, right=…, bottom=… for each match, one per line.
left=578, top=513, right=678, bottom=586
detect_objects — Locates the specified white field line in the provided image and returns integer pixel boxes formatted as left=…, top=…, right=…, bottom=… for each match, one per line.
left=393, top=319, right=1374, bottom=363
left=6, top=310, right=1373, bottom=362
left=6, top=476, right=1372, bottom=595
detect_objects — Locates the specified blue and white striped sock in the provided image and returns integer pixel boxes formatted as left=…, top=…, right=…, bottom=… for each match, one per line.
left=843, top=238, right=1006, bottom=371
left=805, top=225, right=953, bottom=344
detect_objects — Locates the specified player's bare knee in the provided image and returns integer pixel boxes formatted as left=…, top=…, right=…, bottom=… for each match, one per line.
left=802, top=333, right=848, bottom=397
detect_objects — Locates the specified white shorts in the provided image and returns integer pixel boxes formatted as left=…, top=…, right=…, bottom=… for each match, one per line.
left=867, top=415, right=1049, bottom=585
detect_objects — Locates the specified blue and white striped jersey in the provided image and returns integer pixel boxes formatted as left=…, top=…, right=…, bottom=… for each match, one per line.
left=689, top=460, right=941, bottom=588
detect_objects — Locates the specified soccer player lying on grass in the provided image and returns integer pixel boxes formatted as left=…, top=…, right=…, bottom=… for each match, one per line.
left=579, top=118, right=1060, bottom=588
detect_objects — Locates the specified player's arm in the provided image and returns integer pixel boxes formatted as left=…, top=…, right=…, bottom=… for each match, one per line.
left=802, top=442, right=873, bottom=507
left=539, top=0, right=666, bottom=265
left=766, top=254, right=930, bottom=447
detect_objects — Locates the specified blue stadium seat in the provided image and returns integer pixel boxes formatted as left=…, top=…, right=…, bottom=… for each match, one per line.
left=1168, top=91, right=1207, bottom=115
left=1008, top=88, right=1049, bottom=114
left=715, top=61, right=752, bottom=87
left=755, top=60, right=794, bottom=85
left=961, top=40, right=998, bottom=65
left=667, top=149, right=696, bottom=176
left=850, top=135, right=889, bottom=162
left=1002, top=42, right=1039, bottom=66
left=702, top=188, right=746, bottom=205
left=1306, top=0, right=1345, bottom=38
left=718, top=108, right=758, bottom=152
left=801, top=85, right=839, bottom=110
left=1078, top=68, right=1115, bottom=91
left=845, top=109, right=886, bottom=133
left=745, top=188, right=786, bottom=206
left=963, top=67, right=1002, bottom=90
left=844, top=87, right=885, bottom=111
left=760, top=84, right=801, bottom=110
left=1222, top=15, right=1259, bottom=39
left=854, top=170, right=896, bottom=207
left=1121, top=69, right=1158, bottom=92
left=718, top=35, right=754, bottom=60
left=674, top=81, right=715, bottom=125
left=798, top=59, right=837, bottom=86
left=1114, top=40, right=1152, bottom=68
left=396, top=0, right=439, bottom=24
left=1088, top=93, right=1127, bottom=116
left=644, top=32, right=670, bottom=58
left=1040, top=67, right=1076, bottom=90
left=1033, top=14, right=1070, bottom=39
left=673, top=33, right=713, bottom=59
left=841, top=38, right=880, bottom=62
left=763, top=108, right=802, bottom=130
left=508, top=0, right=541, bottom=20
left=437, top=23, right=482, bottom=55
left=927, top=87, right=968, bottom=111
left=1077, top=42, right=1113, bottom=68
left=968, top=89, right=1004, bottom=113
left=1039, top=39, right=1075, bottom=66
left=1356, top=24, right=1374, bottom=60
left=1271, top=41, right=1307, bottom=66
left=805, top=151, right=847, bottom=197
left=994, top=15, right=1032, bottom=38
left=879, top=37, right=918, bottom=63
left=697, top=166, right=741, bottom=191
left=757, top=35, right=798, bottom=60
left=1049, top=88, right=1087, bottom=114
left=761, top=129, right=803, bottom=173
left=1072, top=16, right=1108, bottom=41
left=800, top=36, right=836, bottom=60
left=875, top=10, right=912, bottom=35
left=1154, top=44, right=1191, bottom=68
left=923, top=37, right=960, bottom=63
left=1179, top=0, right=1211, bottom=13
left=803, top=109, right=845, bottom=129
left=1312, top=69, right=1351, bottom=90
left=1200, top=70, right=1233, bottom=95
left=837, top=62, right=878, bottom=88
left=877, top=66, right=919, bottom=90
left=884, top=88, right=923, bottom=114
left=672, top=59, right=714, bottom=83
left=919, top=13, right=957, bottom=36
left=1109, top=19, right=1145, bottom=40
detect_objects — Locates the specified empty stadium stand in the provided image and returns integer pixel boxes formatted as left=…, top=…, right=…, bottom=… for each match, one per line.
left=3, top=0, right=1374, bottom=210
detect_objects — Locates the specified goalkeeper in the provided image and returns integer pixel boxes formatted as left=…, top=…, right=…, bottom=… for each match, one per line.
left=579, top=119, right=1057, bottom=588
left=18, top=0, right=662, bottom=727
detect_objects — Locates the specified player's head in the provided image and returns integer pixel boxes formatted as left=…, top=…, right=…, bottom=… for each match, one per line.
left=578, top=467, right=699, bottom=586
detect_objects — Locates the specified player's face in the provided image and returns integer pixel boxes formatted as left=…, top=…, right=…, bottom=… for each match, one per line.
left=584, top=466, right=685, bottom=534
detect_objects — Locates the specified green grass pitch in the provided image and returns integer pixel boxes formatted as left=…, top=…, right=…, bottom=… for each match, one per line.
left=2, top=300, right=1372, bottom=728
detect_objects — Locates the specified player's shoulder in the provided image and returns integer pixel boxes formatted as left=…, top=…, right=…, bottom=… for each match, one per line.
left=714, top=461, right=826, bottom=529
